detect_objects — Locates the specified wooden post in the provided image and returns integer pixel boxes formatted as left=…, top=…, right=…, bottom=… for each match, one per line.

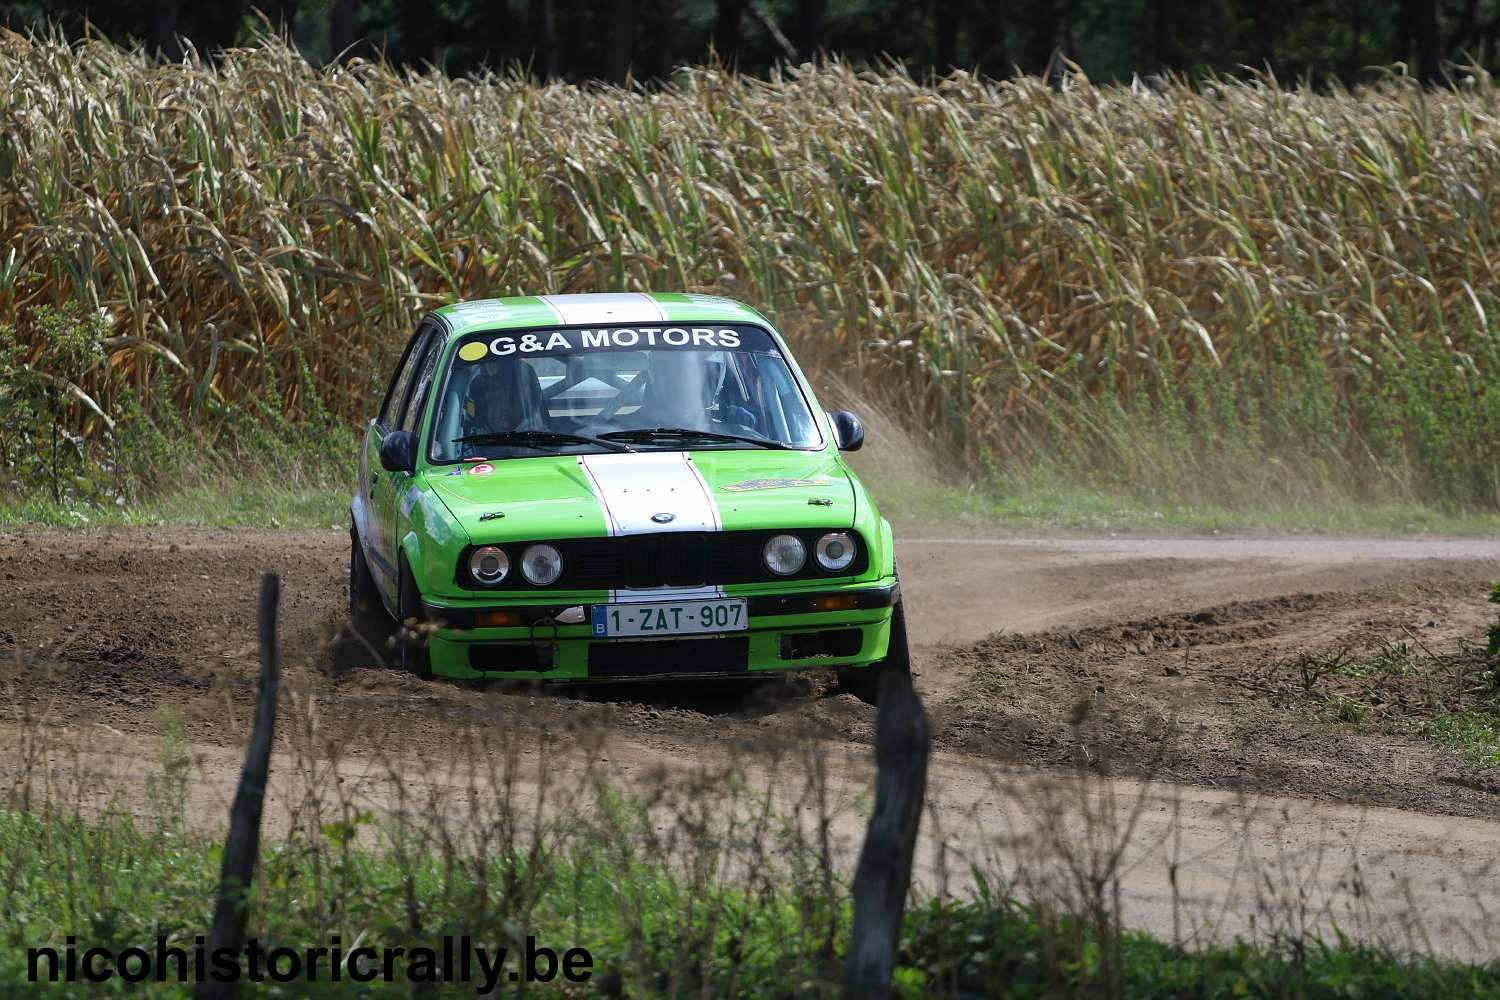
left=843, top=607, right=930, bottom=997
left=197, top=574, right=281, bottom=1000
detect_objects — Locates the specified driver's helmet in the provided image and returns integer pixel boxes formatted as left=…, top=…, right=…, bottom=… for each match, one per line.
left=636, top=352, right=714, bottom=428
left=467, top=358, right=546, bottom=433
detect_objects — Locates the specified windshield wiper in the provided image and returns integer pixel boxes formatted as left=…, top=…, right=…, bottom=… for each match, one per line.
left=452, top=430, right=635, bottom=453
left=599, top=427, right=791, bottom=450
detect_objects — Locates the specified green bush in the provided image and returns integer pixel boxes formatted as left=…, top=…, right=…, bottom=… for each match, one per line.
left=0, top=302, right=112, bottom=503
left=1489, top=582, right=1500, bottom=660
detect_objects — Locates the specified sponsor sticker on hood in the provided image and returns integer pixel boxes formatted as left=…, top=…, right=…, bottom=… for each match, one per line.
left=721, top=478, right=827, bottom=492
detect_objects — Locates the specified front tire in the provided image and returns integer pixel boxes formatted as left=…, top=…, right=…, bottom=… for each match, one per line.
left=838, top=600, right=911, bottom=706
left=396, top=554, right=432, bottom=678
left=349, top=524, right=391, bottom=636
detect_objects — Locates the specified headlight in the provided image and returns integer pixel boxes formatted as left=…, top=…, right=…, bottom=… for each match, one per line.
left=763, top=534, right=806, bottom=576
left=469, top=546, right=510, bottom=585
left=520, top=543, right=563, bottom=585
left=815, top=532, right=857, bottom=572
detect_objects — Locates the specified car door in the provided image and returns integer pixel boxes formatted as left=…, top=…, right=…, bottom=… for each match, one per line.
left=382, top=327, right=446, bottom=584
left=362, top=322, right=438, bottom=602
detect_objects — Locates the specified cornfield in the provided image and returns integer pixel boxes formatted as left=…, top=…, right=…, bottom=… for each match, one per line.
left=3, top=30, right=1500, bottom=505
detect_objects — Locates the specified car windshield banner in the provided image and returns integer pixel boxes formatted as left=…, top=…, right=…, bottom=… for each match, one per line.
left=455, top=325, right=776, bottom=361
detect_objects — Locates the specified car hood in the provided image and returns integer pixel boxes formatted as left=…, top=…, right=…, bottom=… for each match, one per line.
left=427, top=449, right=857, bottom=543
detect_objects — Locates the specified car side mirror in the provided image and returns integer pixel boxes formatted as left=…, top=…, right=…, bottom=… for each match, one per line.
left=379, top=430, right=418, bottom=474
left=829, top=410, right=865, bottom=452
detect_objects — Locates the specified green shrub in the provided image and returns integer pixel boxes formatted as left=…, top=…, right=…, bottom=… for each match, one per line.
left=1489, top=582, right=1500, bottom=660
left=0, top=302, right=112, bottom=503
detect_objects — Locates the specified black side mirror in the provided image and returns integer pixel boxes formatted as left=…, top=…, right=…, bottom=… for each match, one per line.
left=378, top=430, right=418, bottom=473
left=829, top=410, right=865, bottom=452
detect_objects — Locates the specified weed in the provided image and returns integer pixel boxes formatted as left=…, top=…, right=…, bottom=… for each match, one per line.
left=144, top=709, right=192, bottom=834
left=1421, top=712, right=1500, bottom=768
left=1335, top=639, right=1421, bottom=679
left=1488, top=582, right=1500, bottom=660
left=1318, top=694, right=1375, bottom=727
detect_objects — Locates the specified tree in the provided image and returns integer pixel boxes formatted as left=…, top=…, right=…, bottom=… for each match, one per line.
left=936, top=0, right=959, bottom=73
left=1410, top=0, right=1442, bottom=81
left=261, top=0, right=299, bottom=37
left=968, top=0, right=1010, bottom=75
left=796, top=0, right=826, bottom=63
left=151, top=0, right=183, bottom=61
left=714, top=0, right=743, bottom=61
left=653, top=0, right=678, bottom=79
left=531, top=0, right=560, bottom=78
left=1148, top=0, right=1180, bottom=73
left=1020, top=0, right=1060, bottom=76
left=607, top=0, right=639, bottom=82
left=330, top=0, right=359, bottom=61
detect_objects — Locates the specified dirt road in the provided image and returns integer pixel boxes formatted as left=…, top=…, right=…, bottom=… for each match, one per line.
left=2, top=525, right=1499, bottom=956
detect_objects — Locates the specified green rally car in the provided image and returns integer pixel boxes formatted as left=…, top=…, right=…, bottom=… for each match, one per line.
left=349, top=292, right=908, bottom=701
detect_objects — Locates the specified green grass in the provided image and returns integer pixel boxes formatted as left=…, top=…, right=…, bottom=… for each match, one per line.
left=0, top=411, right=358, bottom=530
left=1420, top=712, right=1500, bottom=769
left=1334, top=641, right=1422, bottom=680
left=1, top=807, right=1496, bottom=997
left=0, top=479, right=350, bottom=530
left=1316, top=693, right=1377, bottom=728
left=6, top=463, right=1500, bottom=537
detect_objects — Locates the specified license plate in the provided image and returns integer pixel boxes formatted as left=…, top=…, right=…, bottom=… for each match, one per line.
left=591, top=599, right=748, bottom=637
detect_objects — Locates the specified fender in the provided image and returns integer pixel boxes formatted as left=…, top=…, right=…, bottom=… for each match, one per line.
left=876, top=516, right=896, bottom=578
left=402, top=483, right=472, bottom=600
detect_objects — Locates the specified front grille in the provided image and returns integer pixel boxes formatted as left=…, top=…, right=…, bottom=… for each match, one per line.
left=566, top=538, right=624, bottom=583
left=588, top=637, right=749, bottom=677
left=625, top=534, right=706, bottom=587
left=457, top=530, right=868, bottom=591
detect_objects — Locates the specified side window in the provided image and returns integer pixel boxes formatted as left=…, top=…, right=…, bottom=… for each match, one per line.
left=400, top=336, right=444, bottom=435
left=379, top=325, right=434, bottom=427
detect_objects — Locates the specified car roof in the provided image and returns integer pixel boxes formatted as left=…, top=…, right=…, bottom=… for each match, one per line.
left=431, top=292, right=770, bottom=338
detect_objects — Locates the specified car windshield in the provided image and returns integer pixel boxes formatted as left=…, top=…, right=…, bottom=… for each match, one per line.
left=428, top=323, right=823, bottom=463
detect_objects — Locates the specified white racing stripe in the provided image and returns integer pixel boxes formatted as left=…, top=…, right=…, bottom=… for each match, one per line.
left=538, top=292, right=667, bottom=326
left=578, top=451, right=725, bottom=601
left=578, top=451, right=720, bottom=534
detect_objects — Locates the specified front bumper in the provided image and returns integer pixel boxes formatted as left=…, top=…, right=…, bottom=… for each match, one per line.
left=419, top=581, right=899, bottom=681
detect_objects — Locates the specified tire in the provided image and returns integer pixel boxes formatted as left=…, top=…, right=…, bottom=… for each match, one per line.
left=396, top=553, right=432, bottom=678
left=838, top=599, right=911, bottom=706
left=348, top=524, right=392, bottom=635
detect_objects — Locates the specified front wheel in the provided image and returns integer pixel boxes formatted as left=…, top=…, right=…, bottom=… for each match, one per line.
left=837, top=600, right=910, bottom=706
left=396, top=554, right=432, bottom=678
left=349, top=524, right=392, bottom=636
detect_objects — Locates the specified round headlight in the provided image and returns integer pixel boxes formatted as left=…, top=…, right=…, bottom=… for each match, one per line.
left=520, top=543, right=564, bottom=585
left=815, top=532, right=857, bottom=572
left=763, top=534, right=807, bottom=576
left=469, top=546, right=510, bottom=585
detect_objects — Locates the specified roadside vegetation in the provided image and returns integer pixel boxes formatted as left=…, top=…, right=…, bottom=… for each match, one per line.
left=1245, top=585, right=1500, bottom=771
left=1421, top=584, right=1500, bottom=767
left=5, top=32, right=1500, bottom=528
left=2, top=727, right=1497, bottom=997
